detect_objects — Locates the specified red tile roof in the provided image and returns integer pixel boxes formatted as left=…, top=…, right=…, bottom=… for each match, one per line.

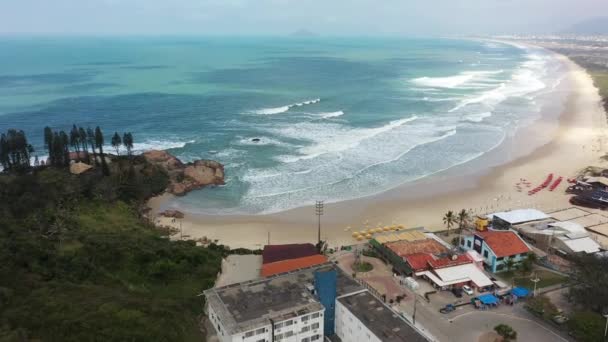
left=262, top=243, right=317, bottom=264
left=476, top=230, right=531, bottom=257
left=428, top=254, right=472, bottom=269
left=261, top=255, right=328, bottom=277
left=404, top=253, right=436, bottom=271
left=386, top=239, right=448, bottom=257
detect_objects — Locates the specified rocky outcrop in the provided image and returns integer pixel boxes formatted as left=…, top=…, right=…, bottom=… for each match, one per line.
left=159, top=209, right=185, bottom=219
left=143, top=150, right=225, bottom=196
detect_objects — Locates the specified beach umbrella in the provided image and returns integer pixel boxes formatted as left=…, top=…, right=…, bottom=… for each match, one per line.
left=374, top=227, right=383, bottom=233
left=398, top=224, right=404, bottom=229
left=365, top=233, right=372, bottom=239
left=356, top=236, right=364, bottom=241
left=383, top=226, right=390, bottom=231
left=352, top=232, right=360, bottom=238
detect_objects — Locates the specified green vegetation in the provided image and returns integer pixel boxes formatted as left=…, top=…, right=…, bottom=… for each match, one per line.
left=525, top=295, right=559, bottom=320
left=353, top=261, right=373, bottom=273
left=443, top=210, right=456, bottom=236
left=502, top=269, right=567, bottom=289
left=494, top=324, right=517, bottom=342
left=0, top=126, right=227, bottom=341
left=567, top=311, right=605, bottom=342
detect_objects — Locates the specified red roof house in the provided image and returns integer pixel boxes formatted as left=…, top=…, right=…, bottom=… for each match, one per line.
left=475, top=231, right=531, bottom=257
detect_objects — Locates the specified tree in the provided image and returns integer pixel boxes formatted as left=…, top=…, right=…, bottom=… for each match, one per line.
left=569, top=253, right=608, bottom=313
left=44, top=126, right=53, bottom=164
left=87, top=127, right=97, bottom=165
left=95, top=126, right=109, bottom=176
left=123, top=133, right=134, bottom=156
left=0, top=129, right=34, bottom=171
left=567, top=311, right=604, bottom=342
left=111, top=132, right=122, bottom=156
left=504, top=257, right=515, bottom=273
left=443, top=211, right=456, bottom=236
left=494, top=324, right=517, bottom=341
left=457, top=209, right=470, bottom=233
left=69, top=124, right=81, bottom=160
left=78, top=127, right=88, bottom=159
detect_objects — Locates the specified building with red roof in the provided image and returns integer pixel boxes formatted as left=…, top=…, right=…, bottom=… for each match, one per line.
left=262, top=243, right=318, bottom=264
left=461, top=229, right=531, bottom=273
left=261, top=254, right=328, bottom=277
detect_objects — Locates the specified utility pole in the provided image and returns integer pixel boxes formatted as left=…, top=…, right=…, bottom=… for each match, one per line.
left=530, top=272, right=540, bottom=297
left=315, top=201, right=324, bottom=245
left=413, top=295, right=418, bottom=326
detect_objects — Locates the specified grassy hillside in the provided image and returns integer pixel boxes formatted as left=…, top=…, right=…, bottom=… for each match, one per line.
left=0, top=164, right=226, bottom=341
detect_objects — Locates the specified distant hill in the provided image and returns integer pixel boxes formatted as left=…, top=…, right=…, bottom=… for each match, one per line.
left=561, top=17, right=608, bottom=35
left=289, top=29, right=319, bottom=38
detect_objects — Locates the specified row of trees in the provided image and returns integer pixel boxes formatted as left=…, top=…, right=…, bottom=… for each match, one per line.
left=442, top=209, right=471, bottom=235
left=1, top=125, right=135, bottom=176
left=0, top=129, right=35, bottom=171
left=111, top=132, right=134, bottom=156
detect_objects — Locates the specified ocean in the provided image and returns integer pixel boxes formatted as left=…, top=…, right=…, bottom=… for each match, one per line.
left=0, top=37, right=567, bottom=214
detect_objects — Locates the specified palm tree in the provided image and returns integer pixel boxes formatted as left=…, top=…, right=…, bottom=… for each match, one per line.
left=44, top=126, right=53, bottom=164
left=457, top=209, right=470, bottom=233
left=69, top=124, right=81, bottom=160
left=443, top=210, right=456, bottom=236
left=78, top=127, right=88, bottom=159
left=111, top=132, right=122, bottom=156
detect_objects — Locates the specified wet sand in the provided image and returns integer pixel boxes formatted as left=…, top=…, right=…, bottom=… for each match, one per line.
left=149, top=52, right=608, bottom=249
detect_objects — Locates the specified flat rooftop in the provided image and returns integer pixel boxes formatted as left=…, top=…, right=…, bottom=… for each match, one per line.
left=386, top=238, right=448, bottom=257
left=489, top=209, right=550, bottom=224
left=338, top=291, right=429, bottom=342
left=205, top=263, right=362, bottom=335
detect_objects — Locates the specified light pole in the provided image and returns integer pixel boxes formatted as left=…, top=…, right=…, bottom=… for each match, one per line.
left=413, top=295, right=418, bottom=326
left=315, top=201, right=324, bottom=245
left=530, top=272, right=540, bottom=297
left=604, top=314, right=608, bottom=339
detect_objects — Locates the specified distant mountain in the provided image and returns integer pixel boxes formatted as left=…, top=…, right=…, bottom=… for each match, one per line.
left=561, top=17, right=608, bottom=35
left=289, top=29, right=319, bottom=38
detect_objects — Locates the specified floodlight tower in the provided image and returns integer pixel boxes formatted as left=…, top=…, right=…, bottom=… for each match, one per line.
left=315, top=200, right=324, bottom=244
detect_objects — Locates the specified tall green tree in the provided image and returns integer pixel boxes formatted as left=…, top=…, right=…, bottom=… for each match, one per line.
left=69, top=124, right=81, bottom=160
left=87, top=127, right=97, bottom=165
left=0, top=129, right=34, bottom=171
left=0, top=133, right=10, bottom=170
left=111, top=132, right=122, bottom=156
left=44, top=126, right=54, bottom=165
left=123, top=132, right=134, bottom=156
left=457, top=209, right=470, bottom=234
left=78, top=127, right=88, bottom=159
left=443, top=210, right=456, bottom=236
left=95, top=126, right=109, bottom=176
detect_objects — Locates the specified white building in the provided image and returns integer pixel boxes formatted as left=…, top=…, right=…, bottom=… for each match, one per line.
left=336, top=291, right=429, bottom=342
left=205, top=263, right=430, bottom=342
left=516, top=220, right=601, bottom=255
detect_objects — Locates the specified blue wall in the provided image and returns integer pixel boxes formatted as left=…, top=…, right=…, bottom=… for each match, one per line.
left=314, top=269, right=337, bottom=336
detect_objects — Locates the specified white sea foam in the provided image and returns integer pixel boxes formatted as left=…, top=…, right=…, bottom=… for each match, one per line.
left=235, top=136, right=291, bottom=146
left=448, top=54, right=547, bottom=113
left=411, top=70, right=504, bottom=89
left=319, top=111, right=344, bottom=119
left=252, top=98, right=320, bottom=115
left=463, top=112, right=492, bottom=123
left=131, top=139, right=194, bottom=153
left=272, top=115, right=419, bottom=163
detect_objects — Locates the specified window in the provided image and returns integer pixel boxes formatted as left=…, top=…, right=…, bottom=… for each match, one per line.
left=245, top=331, right=255, bottom=338
left=497, top=257, right=504, bottom=261
left=302, top=338, right=311, bottom=342
left=483, top=250, right=489, bottom=258
left=274, top=322, right=283, bottom=329
left=255, top=328, right=265, bottom=335
left=311, top=322, right=320, bottom=330
left=284, top=320, right=293, bottom=327
left=301, top=325, right=311, bottom=333
left=311, top=335, right=321, bottom=341
left=461, top=239, right=465, bottom=246
left=311, top=312, right=321, bottom=319
left=467, top=240, right=472, bottom=248
left=301, top=315, right=309, bottom=322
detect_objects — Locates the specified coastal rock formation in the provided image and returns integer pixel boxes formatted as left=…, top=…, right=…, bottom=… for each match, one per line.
left=143, top=150, right=225, bottom=196
left=159, top=209, right=185, bottom=219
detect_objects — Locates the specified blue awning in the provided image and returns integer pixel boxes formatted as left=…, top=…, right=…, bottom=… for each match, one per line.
left=511, top=287, right=529, bottom=297
left=477, top=294, right=499, bottom=305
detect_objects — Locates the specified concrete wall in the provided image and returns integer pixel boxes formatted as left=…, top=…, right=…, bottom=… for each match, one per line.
left=335, top=300, right=382, bottom=342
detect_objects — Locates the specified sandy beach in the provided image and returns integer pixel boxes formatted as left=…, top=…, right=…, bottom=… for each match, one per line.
left=149, top=51, right=608, bottom=249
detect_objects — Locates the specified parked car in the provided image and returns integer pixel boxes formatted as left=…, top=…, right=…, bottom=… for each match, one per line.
left=452, top=287, right=463, bottom=298
left=462, top=285, right=474, bottom=295
left=439, top=304, right=456, bottom=314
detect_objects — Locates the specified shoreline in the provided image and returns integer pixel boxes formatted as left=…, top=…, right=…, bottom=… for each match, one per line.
left=149, top=49, right=608, bottom=249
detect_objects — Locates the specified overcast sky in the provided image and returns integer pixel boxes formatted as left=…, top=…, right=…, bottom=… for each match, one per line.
left=1, top=0, right=606, bottom=36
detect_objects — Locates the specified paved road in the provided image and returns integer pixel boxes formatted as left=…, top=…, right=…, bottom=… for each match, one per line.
left=396, top=295, right=572, bottom=342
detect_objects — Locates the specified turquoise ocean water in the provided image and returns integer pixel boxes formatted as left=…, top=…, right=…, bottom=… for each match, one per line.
left=0, top=37, right=566, bottom=214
